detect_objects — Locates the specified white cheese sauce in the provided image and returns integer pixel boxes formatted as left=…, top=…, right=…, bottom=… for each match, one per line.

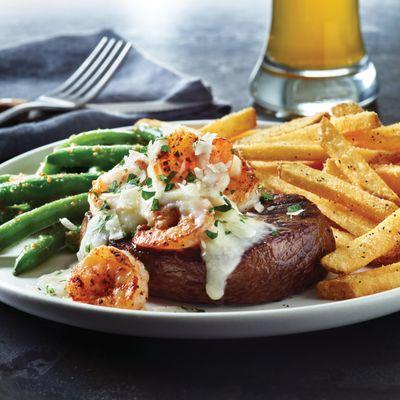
left=37, top=267, right=74, bottom=298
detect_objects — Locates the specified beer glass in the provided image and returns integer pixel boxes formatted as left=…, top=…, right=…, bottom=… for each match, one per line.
left=250, top=0, right=378, bottom=117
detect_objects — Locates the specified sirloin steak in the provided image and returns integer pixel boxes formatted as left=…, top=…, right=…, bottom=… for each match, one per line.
left=112, top=194, right=335, bottom=305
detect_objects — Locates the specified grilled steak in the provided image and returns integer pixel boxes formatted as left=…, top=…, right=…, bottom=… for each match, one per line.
left=111, top=194, right=335, bottom=304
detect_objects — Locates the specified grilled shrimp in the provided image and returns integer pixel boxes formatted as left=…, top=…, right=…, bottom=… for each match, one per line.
left=133, top=207, right=214, bottom=250
left=89, top=155, right=147, bottom=211
left=154, top=128, right=259, bottom=207
left=66, top=245, right=149, bottom=310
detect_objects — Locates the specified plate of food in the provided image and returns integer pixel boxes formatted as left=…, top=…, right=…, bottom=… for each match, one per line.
left=1, top=105, right=400, bottom=339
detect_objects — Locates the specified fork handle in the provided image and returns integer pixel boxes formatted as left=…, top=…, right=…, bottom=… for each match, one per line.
left=0, top=101, right=62, bottom=126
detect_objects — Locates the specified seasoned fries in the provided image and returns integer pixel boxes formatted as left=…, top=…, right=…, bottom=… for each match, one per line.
left=331, top=101, right=364, bottom=117
left=331, top=228, right=354, bottom=248
left=210, top=103, right=400, bottom=301
left=234, top=112, right=327, bottom=145
left=237, top=143, right=326, bottom=161
left=278, top=162, right=397, bottom=222
left=317, top=262, right=400, bottom=300
left=345, top=123, right=400, bottom=151
left=320, top=118, right=399, bottom=203
left=372, top=164, right=400, bottom=195
left=321, top=209, right=400, bottom=274
left=235, top=111, right=380, bottom=145
left=200, top=107, right=256, bottom=139
left=258, top=173, right=375, bottom=236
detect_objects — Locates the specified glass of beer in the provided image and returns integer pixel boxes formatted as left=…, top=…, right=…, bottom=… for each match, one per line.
left=250, top=0, right=378, bottom=117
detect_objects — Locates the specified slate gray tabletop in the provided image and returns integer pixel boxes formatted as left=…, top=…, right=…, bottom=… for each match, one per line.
left=1, top=1, right=400, bottom=399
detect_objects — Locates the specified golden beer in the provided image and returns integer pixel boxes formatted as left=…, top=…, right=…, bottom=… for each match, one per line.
left=266, top=0, right=365, bottom=70
left=250, top=0, right=378, bottom=116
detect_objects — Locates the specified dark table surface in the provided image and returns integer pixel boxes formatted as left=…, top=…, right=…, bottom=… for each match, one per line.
left=2, top=1, right=400, bottom=399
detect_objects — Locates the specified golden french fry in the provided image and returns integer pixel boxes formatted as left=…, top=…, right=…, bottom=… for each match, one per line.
left=236, top=143, right=326, bottom=161
left=236, top=111, right=380, bottom=146
left=345, top=123, right=400, bottom=151
left=331, top=228, right=355, bottom=248
left=234, top=113, right=327, bottom=145
left=278, top=163, right=397, bottom=222
left=372, top=164, right=400, bottom=195
left=358, top=148, right=400, bottom=164
left=320, top=118, right=399, bottom=203
left=322, top=159, right=349, bottom=182
left=317, top=262, right=400, bottom=300
left=321, top=209, right=400, bottom=274
left=200, top=107, right=256, bottom=139
left=331, top=102, right=364, bottom=117
left=251, top=160, right=321, bottom=176
left=258, top=173, right=375, bottom=236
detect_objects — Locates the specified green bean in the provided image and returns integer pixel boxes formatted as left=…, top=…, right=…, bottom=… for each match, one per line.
left=0, top=193, right=88, bottom=251
left=58, top=126, right=161, bottom=148
left=13, top=225, right=66, bottom=276
left=37, top=161, right=61, bottom=175
left=0, top=173, right=98, bottom=206
left=0, top=203, right=33, bottom=224
left=46, top=144, right=142, bottom=170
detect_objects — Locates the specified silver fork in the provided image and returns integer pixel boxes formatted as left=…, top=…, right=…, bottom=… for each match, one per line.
left=0, top=36, right=132, bottom=126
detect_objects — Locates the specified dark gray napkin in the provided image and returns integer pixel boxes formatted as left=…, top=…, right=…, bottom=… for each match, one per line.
left=0, top=30, right=230, bottom=162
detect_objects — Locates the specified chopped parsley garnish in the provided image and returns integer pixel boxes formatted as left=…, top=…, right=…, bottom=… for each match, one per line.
left=186, top=171, right=196, bottom=182
left=85, top=244, right=92, bottom=253
left=45, top=285, right=56, bottom=296
left=287, top=204, right=303, bottom=214
left=151, top=198, right=160, bottom=211
left=138, top=146, right=148, bottom=156
left=109, top=180, right=118, bottom=193
left=145, top=177, right=152, bottom=187
left=205, top=230, right=218, bottom=239
left=261, top=192, right=274, bottom=202
left=271, top=229, right=279, bottom=236
left=230, top=189, right=236, bottom=194
left=214, top=220, right=219, bottom=227
left=224, top=230, right=232, bottom=235
left=159, top=171, right=176, bottom=191
left=100, top=200, right=110, bottom=210
left=160, top=144, right=170, bottom=153
left=164, top=182, right=174, bottom=192
left=127, top=174, right=140, bottom=186
left=212, top=197, right=232, bottom=213
left=142, top=190, right=156, bottom=200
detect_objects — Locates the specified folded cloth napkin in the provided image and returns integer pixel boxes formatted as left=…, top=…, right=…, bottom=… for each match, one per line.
left=0, top=30, right=230, bottom=162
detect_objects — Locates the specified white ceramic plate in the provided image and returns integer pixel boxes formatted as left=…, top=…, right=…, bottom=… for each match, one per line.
left=1, top=120, right=400, bottom=339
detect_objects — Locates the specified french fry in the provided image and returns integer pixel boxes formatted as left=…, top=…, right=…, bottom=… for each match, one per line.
left=358, top=148, right=400, bottom=164
left=200, top=107, right=256, bottom=139
left=251, top=160, right=321, bottom=176
left=321, top=209, right=400, bottom=274
left=345, top=123, right=400, bottom=151
left=372, top=164, right=400, bottom=195
left=258, top=173, right=375, bottom=236
left=322, top=159, right=349, bottom=182
left=320, top=118, right=399, bottom=203
left=278, top=163, right=397, bottom=222
left=236, top=143, right=326, bottom=161
left=234, top=113, right=327, bottom=145
left=331, top=228, right=355, bottom=248
left=317, top=262, right=400, bottom=300
left=236, top=111, right=380, bottom=146
left=331, top=102, right=364, bottom=117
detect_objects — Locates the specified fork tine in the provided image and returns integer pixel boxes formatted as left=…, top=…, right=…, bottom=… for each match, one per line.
left=49, top=37, right=109, bottom=96
left=58, top=38, right=118, bottom=97
left=72, top=42, right=132, bottom=104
